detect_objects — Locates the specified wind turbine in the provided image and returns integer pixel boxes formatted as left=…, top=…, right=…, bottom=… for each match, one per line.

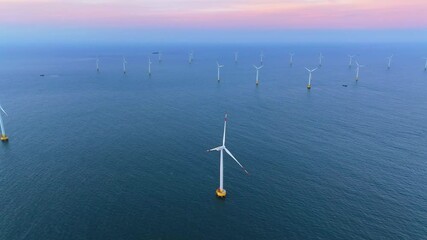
left=234, top=52, right=238, bottom=63
left=424, top=58, right=427, bottom=71
left=387, top=55, right=393, bottom=69
left=207, top=114, right=249, bottom=198
left=253, top=64, right=263, bottom=86
left=217, top=62, right=224, bottom=82
left=96, top=58, right=100, bottom=72
left=188, top=51, right=194, bottom=64
left=158, top=52, right=162, bottom=63
left=355, top=61, right=364, bottom=81
left=148, top=57, right=152, bottom=76
left=305, top=67, right=317, bottom=89
left=0, top=105, right=8, bottom=141
left=123, top=57, right=127, bottom=74
left=348, top=55, right=355, bottom=68
left=289, top=53, right=295, bottom=67
left=318, top=53, right=324, bottom=67
left=260, top=51, right=264, bottom=65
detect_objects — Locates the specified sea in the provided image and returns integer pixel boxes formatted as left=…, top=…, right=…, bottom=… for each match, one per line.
left=0, top=42, right=426, bottom=239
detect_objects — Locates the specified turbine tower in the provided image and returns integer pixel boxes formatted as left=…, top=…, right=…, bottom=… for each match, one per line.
left=424, top=58, right=427, bottom=71
left=148, top=57, right=152, bottom=76
left=217, top=62, right=224, bottom=82
left=207, top=114, right=249, bottom=198
left=318, top=53, right=324, bottom=67
left=0, top=105, right=8, bottom=141
left=96, top=58, right=100, bottom=72
left=260, top=51, right=264, bottom=65
left=123, top=57, right=127, bottom=74
left=387, top=55, right=393, bottom=70
left=289, top=53, right=295, bottom=67
left=355, top=61, right=364, bottom=81
left=188, top=51, right=193, bottom=64
left=158, top=52, right=162, bottom=63
left=305, top=67, right=317, bottom=89
left=253, top=64, right=263, bottom=86
left=348, top=55, right=355, bottom=68
left=234, top=52, right=238, bottom=63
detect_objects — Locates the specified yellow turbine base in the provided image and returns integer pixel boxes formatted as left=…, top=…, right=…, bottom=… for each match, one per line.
left=1, top=135, right=8, bottom=141
left=216, top=188, right=227, bottom=198
left=307, top=84, right=311, bottom=89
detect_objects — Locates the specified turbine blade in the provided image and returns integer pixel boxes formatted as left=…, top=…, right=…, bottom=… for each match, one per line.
left=222, top=114, right=227, bottom=146
left=224, top=147, right=249, bottom=175
left=305, top=67, right=310, bottom=71
left=207, top=146, right=222, bottom=152
left=0, top=105, right=7, bottom=116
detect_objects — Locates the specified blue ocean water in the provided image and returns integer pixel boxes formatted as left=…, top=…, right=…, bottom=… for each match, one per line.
left=0, top=43, right=426, bottom=239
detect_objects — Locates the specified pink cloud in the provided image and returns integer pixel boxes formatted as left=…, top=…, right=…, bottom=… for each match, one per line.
left=1, top=0, right=426, bottom=29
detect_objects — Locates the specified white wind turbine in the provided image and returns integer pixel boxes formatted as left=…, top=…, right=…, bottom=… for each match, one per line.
left=260, top=51, right=264, bottom=64
left=0, top=105, right=8, bottom=141
left=305, top=67, right=317, bottom=89
left=318, top=53, right=324, bottom=67
left=424, top=58, right=427, bottom=71
left=387, top=55, right=393, bottom=69
left=158, top=52, right=162, bottom=63
left=289, top=53, right=295, bottom=67
left=123, top=57, right=127, bottom=74
left=148, top=57, right=152, bottom=76
left=348, top=55, right=355, bottom=68
left=207, top=114, right=249, bottom=198
left=188, top=51, right=194, bottom=64
left=96, top=58, right=100, bottom=72
left=253, top=64, right=263, bottom=86
left=355, top=61, right=364, bottom=81
left=234, top=52, right=238, bottom=63
left=217, top=62, right=224, bottom=82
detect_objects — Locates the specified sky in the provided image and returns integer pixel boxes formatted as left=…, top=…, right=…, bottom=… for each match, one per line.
left=1, top=0, right=427, bottom=43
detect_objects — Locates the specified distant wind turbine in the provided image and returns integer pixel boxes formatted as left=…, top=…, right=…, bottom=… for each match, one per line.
left=260, top=51, right=264, bottom=64
left=0, top=105, right=8, bottom=141
left=148, top=57, right=152, bottom=76
left=253, top=64, right=263, bottom=86
left=318, top=53, right=324, bottom=67
left=355, top=61, right=364, bottom=81
left=289, top=53, right=295, bottom=67
left=158, top=52, right=162, bottom=63
left=123, top=57, right=127, bottom=74
left=96, top=58, right=100, bottom=72
left=305, top=67, right=317, bottom=89
left=207, top=114, right=249, bottom=198
left=234, top=52, right=238, bottom=63
left=424, top=58, right=427, bottom=71
left=387, top=55, right=393, bottom=69
left=217, top=62, right=224, bottom=82
left=348, top=55, right=355, bottom=68
left=188, top=51, right=194, bottom=64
